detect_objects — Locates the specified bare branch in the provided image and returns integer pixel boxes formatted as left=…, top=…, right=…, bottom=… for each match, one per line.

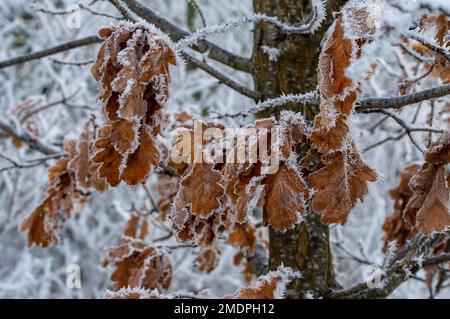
left=50, top=58, right=94, bottom=66
left=34, top=3, right=121, bottom=20
left=360, top=109, right=445, bottom=152
left=0, top=36, right=101, bottom=70
left=357, top=84, right=450, bottom=110
left=109, top=0, right=251, bottom=73
left=0, top=120, right=59, bottom=155
left=19, top=90, right=82, bottom=123
left=0, top=152, right=63, bottom=174
left=187, top=0, right=207, bottom=28
left=182, top=52, right=261, bottom=100
left=363, top=132, right=407, bottom=152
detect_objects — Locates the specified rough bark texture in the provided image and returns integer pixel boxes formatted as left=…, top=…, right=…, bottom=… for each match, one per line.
left=252, top=0, right=347, bottom=298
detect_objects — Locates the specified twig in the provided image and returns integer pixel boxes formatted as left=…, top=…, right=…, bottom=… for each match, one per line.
left=406, top=31, right=450, bottom=62
left=187, top=0, right=207, bottom=28
left=213, top=91, right=319, bottom=119
left=50, top=58, right=94, bottom=66
left=20, top=89, right=81, bottom=122
left=0, top=36, right=101, bottom=70
left=360, top=109, right=444, bottom=152
left=357, top=84, right=450, bottom=110
left=175, top=9, right=326, bottom=50
left=0, top=120, right=59, bottom=155
left=34, top=3, right=121, bottom=20
left=182, top=52, right=261, bottom=100
left=0, top=152, right=63, bottom=173
left=363, top=132, right=406, bottom=152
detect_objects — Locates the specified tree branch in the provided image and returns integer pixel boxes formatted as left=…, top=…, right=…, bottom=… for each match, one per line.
left=182, top=52, right=261, bottom=100
left=0, top=120, right=59, bottom=155
left=406, top=32, right=450, bottom=62
left=357, top=84, right=450, bottom=110
left=109, top=0, right=251, bottom=73
left=0, top=36, right=101, bottom=70
left=328, top=232, right=449, bottom=299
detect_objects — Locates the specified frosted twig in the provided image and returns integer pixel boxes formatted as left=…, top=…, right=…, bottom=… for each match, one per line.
left=0, top=36, right=101, bottom=70
left=50, top=58, right=94, bottom=66
left=405, top=31, right=450, bottom=62
left=175, top=5, right=326, bottom=50
left=357, top=84, right=450, bottom=110
left=363, top=132, right=406, bottom=152
left=0, top=152, right=63, bottom=173
left=20, top=89, right=81, bottom=122
left=213, top=92, right=319, bottom=119
left=187, top=0, right=207, bottom=28
left=0, top=120, right=59, bottom=155
left=182, top=52, right=261, bottom=100
left=34, top=3, right=121, bottom=20
left=360, top=109, right=445, bottom=152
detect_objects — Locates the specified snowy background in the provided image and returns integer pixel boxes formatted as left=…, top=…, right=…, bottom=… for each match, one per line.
left=0, top=0, right=448, bottom=298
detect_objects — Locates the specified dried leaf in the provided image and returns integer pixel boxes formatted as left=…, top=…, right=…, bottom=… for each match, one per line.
left=228, top=223, right=256, bottom=256
left=104, top=237, right=172, bottom=292
left=121, top=128, right=160, bottom=186
left=405, top=164, right=450, bottom=234
left=264, top=163, right=309, bottom=231
left=382, top=164, right=420, bottom=252
left=196, top=247, right=220, bottom=273
left=173, top=164, right=224, bottom=218
left=309, top=144, right=377, bottom=224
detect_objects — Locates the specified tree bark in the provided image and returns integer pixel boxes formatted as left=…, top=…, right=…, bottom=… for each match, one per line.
left=252, top=0, right=347, bottom=298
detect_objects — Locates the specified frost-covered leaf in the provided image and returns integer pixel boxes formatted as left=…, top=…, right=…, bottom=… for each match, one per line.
left=382, top=164, right=420, bottom=252
left=264, top=163, right=309, bottom=231
left=405, top=164, right=450, bottom=234
left=309, top=143, right=377, bottom=224
left=227, top=222, right=256, bottom=256
left=173, top=164, right=224, bottom=218
left=103, top=237, right=172, bottom=292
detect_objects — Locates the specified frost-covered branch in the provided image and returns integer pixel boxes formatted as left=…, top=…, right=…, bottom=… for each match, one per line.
left=175, top=4, right=327, bottom=50
left=357, top=84, right=450, bottom=110
left=329, top=232, right=450, bottom=299
left=0, top=36, right=101, bottom=70
left=363, top=132, right=407, bottom=152
left=19, top=90, right=82, bottom=123
left=182, top=52, right=261, bottom=100
left=406, top=31, right=450, bottom=62
left=0, top=152, right=63, bottom=173
left=187, top=0, right=206, bottom=28
left=214, top=92, right=319, bottom=118
left=109, top=0, right=252, bottom=73
left=0, top=120, right=59, bottom=155
left=34, top=3, right=121, bottom=20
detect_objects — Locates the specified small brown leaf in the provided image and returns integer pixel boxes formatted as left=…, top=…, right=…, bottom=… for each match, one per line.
left=264, top=163, right=309, bottom=231
left=121, top=128, right=160, bottom=186
left=309, top=144, right=377, bottom=224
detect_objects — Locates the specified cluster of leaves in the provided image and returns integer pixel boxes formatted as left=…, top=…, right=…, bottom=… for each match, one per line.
left=383, top=133, right=450, bottom=242
left=20, top=122, right=107, bottom=247
left=166, top=111, right=310, bottom=258
left=103, top=213, right=173, bottom=292
left=91, top=22, right=176, bottom=187
left=308, top=7, right=378, bottom=224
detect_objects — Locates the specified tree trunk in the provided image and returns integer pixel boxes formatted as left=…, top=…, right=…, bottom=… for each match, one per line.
left=251, top=0, right=347, bottom=298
